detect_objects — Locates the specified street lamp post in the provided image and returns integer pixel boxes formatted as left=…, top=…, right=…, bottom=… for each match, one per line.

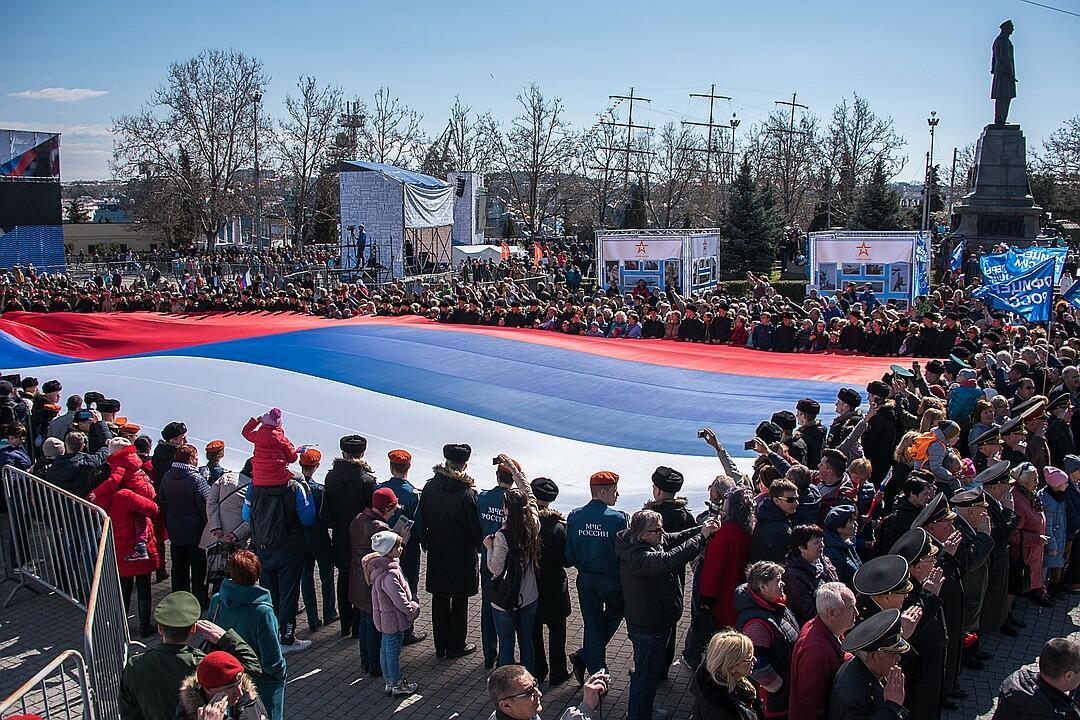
left=728, top=114, right=740, bottom=184
left=923, top=111, right=939, bottom=232
left=253, top=91, right=262, bottom=249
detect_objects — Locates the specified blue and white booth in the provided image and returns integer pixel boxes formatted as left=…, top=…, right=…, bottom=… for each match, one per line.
left=596, top=229, right=721, bottom=295
left=806, top=230, right=931, bottom=308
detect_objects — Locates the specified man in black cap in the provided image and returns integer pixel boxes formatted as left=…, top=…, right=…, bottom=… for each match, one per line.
left=795, top=398, right=826, bottom=470
left=890, top=528, right=949, bottom=716
left=677, top=305, right=705, bottom=342
left=771, top=411, right=808, bottom=464
left=972, top=425, right=1003, bottom=473
left=417, top=443, right=483, bottom=659
left=774, top=311, right=797, bottom=353
left=531, top=477, right=571, bottom=685
left=828, top=389, right=862, bottom=451
left=151, top=421, right=188, bottom=488
left=1045, top=392, right=1075, bottom=467
left=951, top=489, right=996, bottom=669
left=999, top=416, right=1028, bottom=467
left=321, top=434, right=377, bottom=637
left=829, top=609, right=908, bottom=720
left=977, top=461, right=1022, bottom=638
left=878, top=473, right=935, bottom=553
left=862, top=381, right=898, bottom=486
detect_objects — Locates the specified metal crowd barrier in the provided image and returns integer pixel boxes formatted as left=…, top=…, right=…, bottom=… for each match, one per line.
left=2, top=466, right=131, bottom=720
left=0, top=650, right=92, bottom=720
left=3, top=466, right=106, bottom=610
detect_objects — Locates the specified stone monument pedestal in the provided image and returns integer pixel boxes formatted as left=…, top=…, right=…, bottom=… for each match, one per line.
left=953, top=123, right=1042, bottom=248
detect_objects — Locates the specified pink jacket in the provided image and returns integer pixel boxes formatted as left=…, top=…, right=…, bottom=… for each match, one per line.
left=363, top=553, right=420, bottom=635
left=241, top=417, right=298, bottom=486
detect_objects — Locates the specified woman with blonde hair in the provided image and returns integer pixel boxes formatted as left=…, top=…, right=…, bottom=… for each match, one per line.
left=690, top=629, right=762, bottom=719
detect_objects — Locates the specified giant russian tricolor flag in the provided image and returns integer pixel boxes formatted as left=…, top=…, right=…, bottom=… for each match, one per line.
left=0, top=312, right=903, bottom=510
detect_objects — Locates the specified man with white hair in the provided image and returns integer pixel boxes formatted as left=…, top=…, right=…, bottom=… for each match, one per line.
left=787, top=582, right=858, bottom=720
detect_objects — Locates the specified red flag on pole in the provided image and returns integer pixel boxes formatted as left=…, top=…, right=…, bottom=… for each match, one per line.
left=501, top=241, right=511, bottom=262
left=532, top=243, right=542, bottom=267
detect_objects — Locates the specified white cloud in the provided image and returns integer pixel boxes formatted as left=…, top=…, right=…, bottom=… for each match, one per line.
left=9, top=87, right=109, bottom=103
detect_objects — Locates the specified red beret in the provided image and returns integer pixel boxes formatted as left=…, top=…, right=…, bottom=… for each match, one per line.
left=300, top=448, right=322, bottom=466
left=372, top=487, right=399, bottom=511
left=197, top=651, right=244, bottom=690
left=388, top=449, right=412, bottom=464
left=205, top=440, right=225, bottom=454
left=590, top=470, right=620, bottom=486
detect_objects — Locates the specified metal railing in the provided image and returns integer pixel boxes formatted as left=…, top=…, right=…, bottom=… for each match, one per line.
left=0, top=650, right=92, bottom=720
left=2, top=466, right=130, bottom=720
left=3, top=468, right=106, bottom=610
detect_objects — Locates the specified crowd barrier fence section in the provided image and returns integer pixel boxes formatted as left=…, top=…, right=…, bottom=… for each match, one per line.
left=2, top=466, right=131, bottom=720
left=0, top=650, right=92, bottom=720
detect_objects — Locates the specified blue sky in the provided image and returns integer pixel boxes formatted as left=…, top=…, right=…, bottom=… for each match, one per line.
left=2, top=0, right=1078, bottom=181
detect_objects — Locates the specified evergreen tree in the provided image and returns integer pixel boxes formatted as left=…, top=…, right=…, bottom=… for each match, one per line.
left=66, top=198, right=90, bottom=224
left=850, top=160, right=901, bottom=230
left=722, top=156, right=782, bottom=274
left=926, top=164, right=944, bottom=213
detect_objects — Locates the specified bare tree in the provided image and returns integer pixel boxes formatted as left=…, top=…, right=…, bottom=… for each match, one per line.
left=570, top=109, right=626, bottom=227
left=487, top=83, right=575, bottom=237
left=644, top=123, right=701, bottom=228
left=360, top=87, right=425, bottom=168
left=824, top=94, right=907, bottom=221
left=275, top=76, right=342, bottom=247
left=112, top=49, right=268, bottom=249
left=750, top=109, right=822, bottom=226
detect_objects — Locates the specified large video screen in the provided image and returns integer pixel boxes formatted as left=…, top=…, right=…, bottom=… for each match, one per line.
left=0, top=130, right=61, bottom=178
left=0, top=181, right=62, bottom=231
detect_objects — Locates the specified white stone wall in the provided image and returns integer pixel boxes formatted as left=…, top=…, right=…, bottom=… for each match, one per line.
left=448, top=171, right=484, bottom=245
left=339, top=170, right=404, bottom=277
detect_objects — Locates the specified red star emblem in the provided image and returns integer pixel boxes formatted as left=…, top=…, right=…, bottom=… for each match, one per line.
left=636, top=240, right=648, bottom=256
left=856, top=242, right=871, bottom=257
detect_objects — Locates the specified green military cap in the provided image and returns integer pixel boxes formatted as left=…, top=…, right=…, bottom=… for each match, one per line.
left=153, top=591, right=201, bottom=627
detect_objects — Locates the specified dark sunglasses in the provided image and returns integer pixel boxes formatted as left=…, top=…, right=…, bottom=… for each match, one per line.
left=501, top=683, right=540, bottom=701
left=779, top=496, right=799, bottom=504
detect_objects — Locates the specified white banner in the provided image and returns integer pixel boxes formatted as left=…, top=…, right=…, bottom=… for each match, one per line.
left=691, top=234, right=719, bottom=260
left=402, top=183, right=454, bottom=229
left=813, top=237, right=913, bottom=265
left=602, top=238, right=683, bottom=261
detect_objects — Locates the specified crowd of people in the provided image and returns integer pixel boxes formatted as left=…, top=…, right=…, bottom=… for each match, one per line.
left=4, top=332, right=1080, bottom=719
left=6, top=240, right=1080, bottom=363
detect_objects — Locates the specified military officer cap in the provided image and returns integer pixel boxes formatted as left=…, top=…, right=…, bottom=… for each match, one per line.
left=998, top=416, right=1025, bottom=437
left=755, top=421, right=784, bottom=444
left=889, top=528, right=938, bottom=565
left=837, top=388, right=862, bottom=408
left=531, top=477, right=559, bottom=502
left=972, top=426, right=1001, bottom=447
left=889, top=364, right=914, bottom=379
left=949, top=353, right=972, bottom=369
left=153, top=591, right=202, bottom=628
left=770, top=410, right=797, bottom=432
left=974, top=460, right=1013, bottom=487
left=340, top=434, right=368, bottom=454
left=951, top=488, right=988, bottom=508
left=442, top=443, right=472, bottom=463
left=842, top=608, right=911, bottom=654
left=1010, top=396, right=1046, bottom=420
left=652, top=466, right=684, bottom=493
left=1047, top=392, right=1071, bottom=413
left=853, top=555, right=913, bottom=596
left=910, top=493, right=956, bottom=529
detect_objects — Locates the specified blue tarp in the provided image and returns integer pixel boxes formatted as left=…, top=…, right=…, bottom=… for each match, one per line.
left=0, top=225, right=64, bottom=269
left=339, top=160, right=449, bottom=190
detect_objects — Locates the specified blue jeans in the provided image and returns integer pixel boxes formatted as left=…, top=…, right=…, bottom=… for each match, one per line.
left=576, top=572, right=624, bottom=673
left=380, top=631, right=404, bottom=684
left=627, top=628, right=672, bottom=720
left=493, top=600, right=538, bottom=671
left=357, top=611, right=382, bottom=673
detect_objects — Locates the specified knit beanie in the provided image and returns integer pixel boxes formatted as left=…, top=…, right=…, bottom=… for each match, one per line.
left=107, top=437, right=132, bottom=455
left=260, top=407, right=283, bottom=427
left=1045, top=466, right=1070, bottom=489
left=371, top=530, right=398, bottom=556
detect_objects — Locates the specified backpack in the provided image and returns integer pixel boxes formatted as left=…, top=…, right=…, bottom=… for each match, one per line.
left=909, top=432, right=939, bottom=463
left=486, top=531, right=524, bottom=611
left=250, top=480, right=298, bottom=551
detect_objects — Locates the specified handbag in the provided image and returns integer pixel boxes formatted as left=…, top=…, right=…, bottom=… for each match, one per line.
left=206, top=541, right=233, bottom=584
left=486, top=532, right=524, bottom=611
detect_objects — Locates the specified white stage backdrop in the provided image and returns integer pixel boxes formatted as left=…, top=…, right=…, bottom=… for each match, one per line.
left=601, top=238, right=684, bottom=261
left=403, top=183, right=454, bottom=229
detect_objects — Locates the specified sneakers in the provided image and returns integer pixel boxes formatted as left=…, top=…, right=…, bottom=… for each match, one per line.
left=280, top=638, right=312, bottom=654
left=125, top=541, right=150, bottom=562
left=390, top=679, right=418, bottom=697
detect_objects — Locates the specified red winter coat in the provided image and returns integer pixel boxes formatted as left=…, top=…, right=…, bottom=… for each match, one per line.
left=698, top=522, right=752, bottom=628
left=241, top=417, right=298, bottom=486
left=90, top=446, right=160, bottom=578
left=787, top=616, right=849, bottom=720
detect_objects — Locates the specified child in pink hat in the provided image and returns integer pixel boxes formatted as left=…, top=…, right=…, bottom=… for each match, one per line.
left=241, top=408, right=298, bottom=486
